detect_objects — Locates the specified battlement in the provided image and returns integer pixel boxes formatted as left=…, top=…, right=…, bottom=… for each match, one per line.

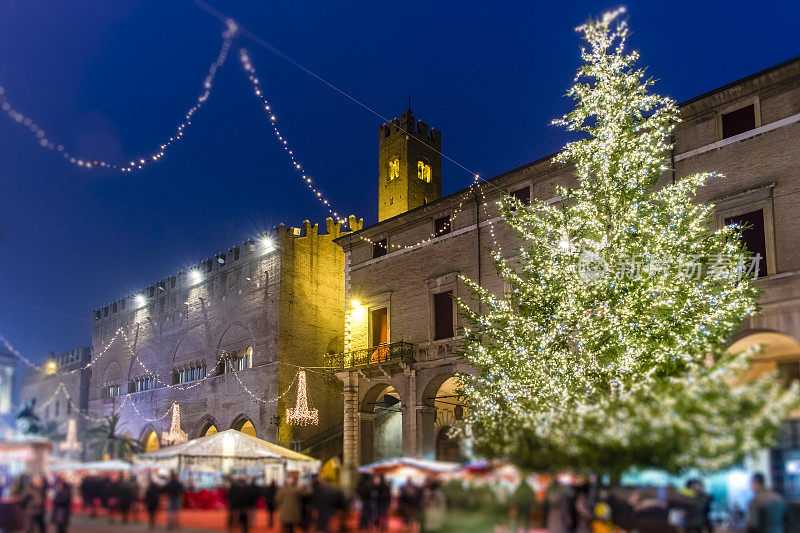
left=92, top=216, right=362, bottom=323
left=50, top=346, right=92, bottom=372
left=379, top=110, right=441, bottom=146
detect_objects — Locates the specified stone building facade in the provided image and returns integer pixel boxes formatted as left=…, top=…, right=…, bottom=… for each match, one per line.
left=88, top=217, right=360, bottom=459
left=18, top=347, right=92, bottom=444
left=332, top=57, right=800, bottom=492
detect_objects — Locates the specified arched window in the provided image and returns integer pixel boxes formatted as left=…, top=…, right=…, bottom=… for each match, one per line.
left=417, top=160, right=431, bottom=182
left=388, top=158, right=400, bottom=181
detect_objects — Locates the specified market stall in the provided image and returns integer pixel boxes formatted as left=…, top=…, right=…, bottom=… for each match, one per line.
left=359, top=457, right=461, bottom=485
left=133, top=429, right=320, bottom=487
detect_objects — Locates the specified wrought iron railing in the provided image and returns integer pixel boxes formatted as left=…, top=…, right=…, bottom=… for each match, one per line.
left=324, top=341, right=415, bottom=371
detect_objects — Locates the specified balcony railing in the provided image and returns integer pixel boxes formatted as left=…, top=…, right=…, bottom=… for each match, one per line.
left=324, top=341, right=415, bottom=371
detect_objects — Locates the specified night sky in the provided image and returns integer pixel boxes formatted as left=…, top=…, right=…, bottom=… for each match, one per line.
left=0, top=0, right=797, bottom=363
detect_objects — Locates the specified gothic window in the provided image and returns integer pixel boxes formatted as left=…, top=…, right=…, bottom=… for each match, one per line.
left=417, top=160, right=431, bottom=182
left=218, top=347, right=253, bottom=375
left=388, top=158, right=400, bottom=181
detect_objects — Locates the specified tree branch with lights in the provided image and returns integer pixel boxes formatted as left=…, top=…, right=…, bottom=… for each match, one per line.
left=457, top=8, right=798, bottom=476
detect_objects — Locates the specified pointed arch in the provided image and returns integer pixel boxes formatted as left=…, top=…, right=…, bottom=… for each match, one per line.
left=230, top=414, right=257, bottom=437
left=193, top=414, right=220, bottom=439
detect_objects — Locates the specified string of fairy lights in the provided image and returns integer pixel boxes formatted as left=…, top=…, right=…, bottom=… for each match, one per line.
left=1, top=12, right=515, bottom=435
left=3, top=323, right=311, bottom=428
left=0, top=19, right=237, bottom=173
left=0, top=12, right=509, bottom=253
left=239, top=48, right=346, bottom=225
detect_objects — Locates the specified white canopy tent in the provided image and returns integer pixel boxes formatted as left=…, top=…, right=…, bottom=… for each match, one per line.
left=133, top=429, right=320, bottom=485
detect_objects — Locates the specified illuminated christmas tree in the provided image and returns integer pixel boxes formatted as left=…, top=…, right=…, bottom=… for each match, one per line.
left=458, top=9, right=798, bottom=474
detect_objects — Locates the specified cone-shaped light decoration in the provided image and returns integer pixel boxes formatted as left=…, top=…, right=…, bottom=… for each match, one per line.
left=286, top=371, right=318, bottom=426
left=58, top=418, right=82, bottom=453
left=161, top=402, right=188, bottom=446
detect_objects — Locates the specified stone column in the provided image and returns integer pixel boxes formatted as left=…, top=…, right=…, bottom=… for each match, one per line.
left=402, top=370, right=417, bottom=457
left=339, top=371, right=359, bottom=494
left=358, top=412, right=376, bottom=465
left=415, top=405, right=438, bottom=460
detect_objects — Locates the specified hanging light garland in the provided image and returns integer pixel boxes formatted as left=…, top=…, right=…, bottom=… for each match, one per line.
left=160, top=402, right=188, bottom=446
left=0, top=19, right=237, bottom=173
left=239, top=48, right=347, bottom=225
left=58, top=418, right=83, bottom=454
left=286, top=370, right=318, bottom=426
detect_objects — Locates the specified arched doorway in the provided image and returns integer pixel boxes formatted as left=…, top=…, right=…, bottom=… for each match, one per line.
left=430, top=376, right=465, bottom=461
left=232, top=416, right=257, bottom=437
left=727, top=331, right=800, bottom=501
left=360, top=384, right=402, bottom=464
left=729, top=331, right=800, bottom=387
left=142, top=430, right=160, bottom=452
left=195, top=417, right=219, bottom=439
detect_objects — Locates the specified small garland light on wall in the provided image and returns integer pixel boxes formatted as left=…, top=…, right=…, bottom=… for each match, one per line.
left=58, top=418, right=83, bottom=455
left=160, top=402, right=188, bottom=446
left=286, top=370, right=318, bottom=426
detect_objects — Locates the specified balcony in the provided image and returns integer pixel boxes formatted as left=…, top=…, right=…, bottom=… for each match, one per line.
left=324, top=341, right=414, bottom=375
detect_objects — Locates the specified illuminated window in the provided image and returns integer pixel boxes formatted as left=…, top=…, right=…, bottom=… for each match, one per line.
left=388, top=158, right=400, bottom=181
left=417, top=160, right=431, bottom=182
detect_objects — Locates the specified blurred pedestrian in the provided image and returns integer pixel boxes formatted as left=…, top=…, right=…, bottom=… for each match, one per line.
left=144, top=476, right=162, bottom=531
left=748, top=472, right=790, bottom=533
left=20, top=474, right=46, bottom=533
left=376, top=475, right=391, bottom=530
left=276, top=473, right=304, bottom=533
left=163, top=470, right=185, bottom=530
left=399, top=482, right=421, bottom=531
left=422, top=481, right=446, bottom=533
left=513, top=477, right=536, bottom=532
left=263, top=480, right=277, bottom=528
left=52, top=478, right=72, bottom=533
left=311, top=476, right=343, bottom=533
left=357, top=474, right=376, bottom=530
left=545, top=478, right=573, bottom=533
left=119, top=472, right=139, bottom=523
left=574, top=483, right=596, bottom=533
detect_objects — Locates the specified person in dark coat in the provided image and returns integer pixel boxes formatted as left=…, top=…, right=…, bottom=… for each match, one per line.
left=20, top=474, right=46, bottom=533
left=144, top=477, right=162, bottom=531
left=375, top=475, right=391, bottom=530
left=263, top=480, right=277, bottom=528
left=52, top=479, right=72, bottom=533
left=162, top=470, right=185, bottom=530
left=748, top=472, right=793, bottom=533
left=357, top=474, right=376, bottom=531
left=118, top=473, right=139, bottom=524
left=312, top=477, right=343, bottom=533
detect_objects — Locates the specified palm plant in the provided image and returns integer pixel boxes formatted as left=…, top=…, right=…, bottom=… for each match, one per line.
left=83, top=413, right=142, bottom=460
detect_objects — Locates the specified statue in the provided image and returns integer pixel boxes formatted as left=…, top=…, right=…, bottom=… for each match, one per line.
left=15, top=398, right=43, bottom=436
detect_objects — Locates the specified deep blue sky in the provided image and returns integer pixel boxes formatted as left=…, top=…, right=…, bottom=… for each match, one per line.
left=0, top=0, right=797, bottom=363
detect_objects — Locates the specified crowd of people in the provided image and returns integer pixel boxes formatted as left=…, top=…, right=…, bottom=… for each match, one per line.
left=1, top=470, right=796, bottom=533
